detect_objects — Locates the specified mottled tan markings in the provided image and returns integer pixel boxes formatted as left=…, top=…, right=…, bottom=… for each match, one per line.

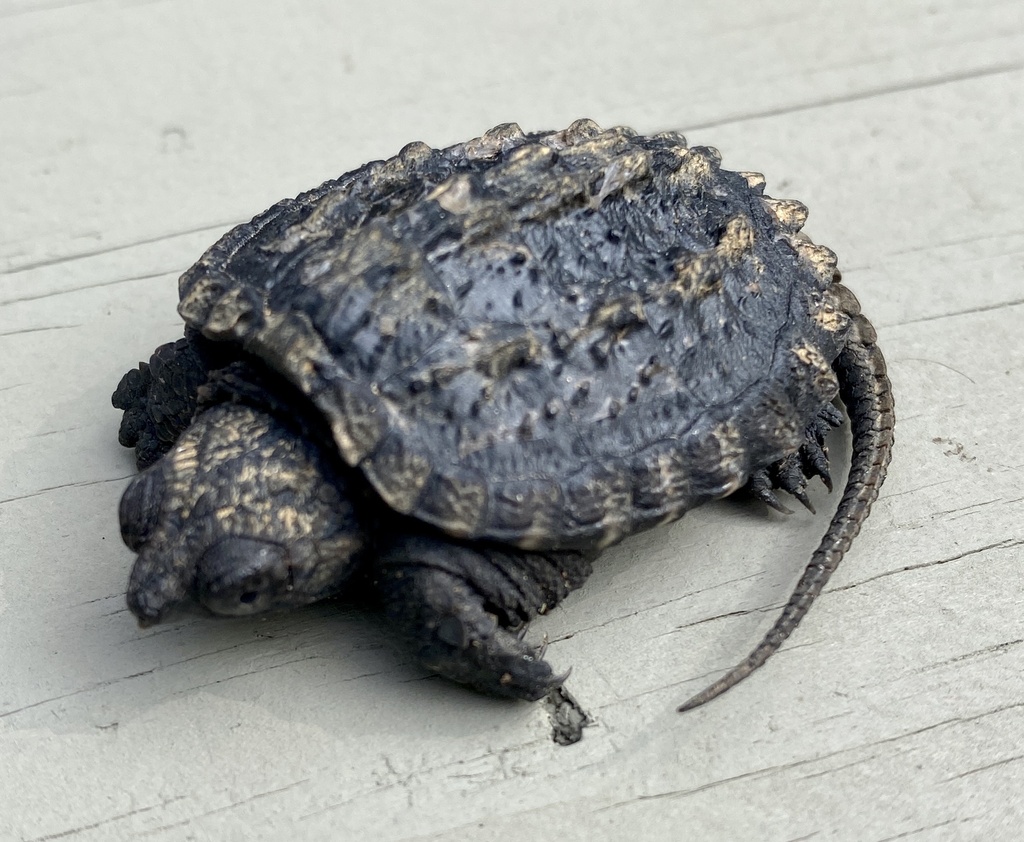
left=793, top=342, right=841, bottom=402
left=813, top=299, right=851, bottom=333
left=635, top=449, right=695, bottom=514
left=763, top=197, right=809, bottom=233
left=672, top=254, right=724, bottom=298
left=429, top=174, right=475, bottom=214
left=431, top=476, right=487, bottom=536
left=716, top=215, right=756, bottom=262
left=177, top=120, right=862, bottom=561
left=738, top=170, right=767, bottom=192
left=472, top=332, right=543, bottom=379
left=331, top=389, right=385, bottom=464
left=592, top=150, right=654, bottom=208
left=461, top=122, right=526, bottom=160
left=653, top=129, right=687, bottom=144
left=789, top=238, right=839, bottom=285
left=177, top=272, right=229, bottom=328
left=365, top=444, right=431, bottom=514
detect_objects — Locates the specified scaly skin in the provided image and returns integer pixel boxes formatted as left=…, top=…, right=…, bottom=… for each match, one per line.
left=678, top=308, right=894, bottom=711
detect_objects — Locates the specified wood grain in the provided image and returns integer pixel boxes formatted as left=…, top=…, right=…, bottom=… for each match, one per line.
left=2, top=1, right=1022, bottom=839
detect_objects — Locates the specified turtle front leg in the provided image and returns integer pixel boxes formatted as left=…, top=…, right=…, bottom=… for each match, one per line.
left=374, top=532, right=594, bottom=700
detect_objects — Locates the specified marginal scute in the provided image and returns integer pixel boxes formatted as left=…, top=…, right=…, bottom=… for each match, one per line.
left=684, top=421, right=749, bottom=500
left=177, top=271, right=229, bottom=327
left=491, top=479, right=563, bottom=546
left=417, top=473, right=488, bottom=537
left=326, top=386, right=385, bottom=464
left=630, top=445, right=692, bottom=515
left=708, top=421, right=748, bottom=498
left=202, top=286, right=263, bottom=340
left=789, top=239, right=839, bottom=286
left=792, top=343, right=841, bottom=403
left=363, top=437, right=432, bottom=514
left=848, top=312, right=878, bottom=345
left=563, top=464, right=632, bottom=540
left=830, top=282, right=863, bottom=316
left=738, top=171, right=767, bottom=192
left=811, top=293, right=851, bottom=334
left=763, top=198, right=809, bottom=233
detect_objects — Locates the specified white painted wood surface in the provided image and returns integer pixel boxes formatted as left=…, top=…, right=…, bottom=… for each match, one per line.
left=2, top=2, right=1022, bottom=839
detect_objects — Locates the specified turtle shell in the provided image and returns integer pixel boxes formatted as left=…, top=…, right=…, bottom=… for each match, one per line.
left=177, top=120, right=851, bottom=549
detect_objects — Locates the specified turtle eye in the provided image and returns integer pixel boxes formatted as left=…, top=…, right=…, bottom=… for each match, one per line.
left=119, top=467, right=166, bottom=551
left=196, top=538, right=291, bottom=616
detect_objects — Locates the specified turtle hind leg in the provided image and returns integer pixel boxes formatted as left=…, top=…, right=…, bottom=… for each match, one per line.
left=747, top=403, right=844, bottom=514
left=112, top=330, right=221, bottom=468
left=374, top=531, right=593, bottom=700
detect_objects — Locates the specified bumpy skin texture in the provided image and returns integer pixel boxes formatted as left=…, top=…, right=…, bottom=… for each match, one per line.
left=114, top=120, right=894, bottom=709
left=113, top=334, right=205, bottom=468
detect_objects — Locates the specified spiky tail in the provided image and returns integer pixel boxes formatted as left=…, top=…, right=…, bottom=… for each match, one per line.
left=678, top=307, right=895, bottom=712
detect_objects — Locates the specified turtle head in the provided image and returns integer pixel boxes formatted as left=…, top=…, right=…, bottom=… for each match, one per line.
left=121, top=403, right=366, bottom=626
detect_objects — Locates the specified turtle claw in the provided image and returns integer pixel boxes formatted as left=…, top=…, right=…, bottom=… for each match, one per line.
left=747, top=404, right=843, bottom=513
left=749, top=469, right=794, bottom=514
left=535, top=633, right=550, bottom=661
left=803, top=443, right=833, bottom=492
left=792, top=490, right=816, bottom=515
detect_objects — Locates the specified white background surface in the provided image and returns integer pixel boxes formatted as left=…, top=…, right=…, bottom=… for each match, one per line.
left=2, top=1, right=1022, bottom=839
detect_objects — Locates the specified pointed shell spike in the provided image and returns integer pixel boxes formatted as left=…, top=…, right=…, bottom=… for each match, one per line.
left=764, top=198, right=809, bottom=233
left=738, top=171, right=767, bottom=192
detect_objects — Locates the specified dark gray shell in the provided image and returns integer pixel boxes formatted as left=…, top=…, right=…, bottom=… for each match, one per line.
left=177, top=120, right=851, bottom=549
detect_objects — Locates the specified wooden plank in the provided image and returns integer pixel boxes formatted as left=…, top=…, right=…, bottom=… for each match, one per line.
left=2, top=1, right=1022, bottom=839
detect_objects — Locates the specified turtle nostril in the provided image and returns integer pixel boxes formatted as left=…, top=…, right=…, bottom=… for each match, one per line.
left=239, top=591, right=259, bottom=605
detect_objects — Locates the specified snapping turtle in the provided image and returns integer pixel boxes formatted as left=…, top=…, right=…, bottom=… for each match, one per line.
left=112, top=120, right=894, bottom=710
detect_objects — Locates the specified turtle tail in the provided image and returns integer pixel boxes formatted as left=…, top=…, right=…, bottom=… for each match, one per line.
left=678, top=308, right=895, bottom=712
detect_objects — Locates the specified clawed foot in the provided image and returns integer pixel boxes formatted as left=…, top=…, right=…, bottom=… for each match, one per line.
left=748, top=404, right=843, bottom=514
